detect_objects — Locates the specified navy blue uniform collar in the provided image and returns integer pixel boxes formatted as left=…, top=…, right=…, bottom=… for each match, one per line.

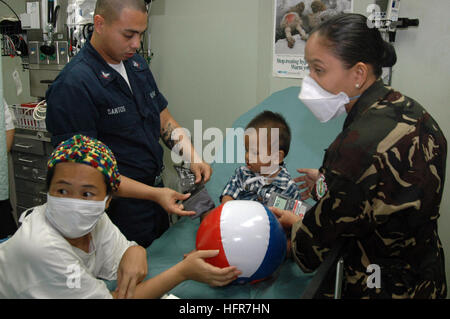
left=82, top=41, right=147, bottom=88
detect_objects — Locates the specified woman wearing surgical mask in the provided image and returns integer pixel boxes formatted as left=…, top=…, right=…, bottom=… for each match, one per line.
left=270, top=14, right=447, bottom=299
left=0, top=135, right=240, bottom=299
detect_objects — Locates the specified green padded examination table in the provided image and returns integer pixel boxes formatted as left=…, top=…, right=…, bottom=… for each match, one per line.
left=104, top=215, right=314, bottom=298
left=137, top=216, right=314, bottom=299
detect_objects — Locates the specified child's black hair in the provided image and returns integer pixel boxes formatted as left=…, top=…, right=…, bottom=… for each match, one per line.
left=245, top=110, right=291, bottom=157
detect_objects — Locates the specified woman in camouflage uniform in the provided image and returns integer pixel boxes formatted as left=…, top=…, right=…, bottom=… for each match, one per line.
left=271, top=13, right=447, bottom=299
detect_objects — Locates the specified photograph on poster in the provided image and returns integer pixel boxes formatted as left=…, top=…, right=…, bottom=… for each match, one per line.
left=273, top=0, right=353, bottom=78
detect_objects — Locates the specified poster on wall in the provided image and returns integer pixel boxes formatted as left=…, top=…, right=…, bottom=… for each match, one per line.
left=273, top=0, right=353, bottom=78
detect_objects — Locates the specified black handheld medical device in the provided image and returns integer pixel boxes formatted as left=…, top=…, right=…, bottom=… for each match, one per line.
left=173, top=164, right=215, bottom=219
left=174, top=164, right=200, bottom=194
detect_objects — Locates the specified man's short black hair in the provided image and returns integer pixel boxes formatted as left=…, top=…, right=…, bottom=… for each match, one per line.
left=245, top=110, right=292, bottom=157
left=94, top=0, right=147, bottom=23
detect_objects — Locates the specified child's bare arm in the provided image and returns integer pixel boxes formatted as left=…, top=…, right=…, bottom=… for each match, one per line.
left=221, top=195, right=234, bottom=204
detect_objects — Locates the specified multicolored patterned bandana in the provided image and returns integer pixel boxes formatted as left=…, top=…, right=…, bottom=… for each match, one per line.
left=47, top=135, right=121, bottom=191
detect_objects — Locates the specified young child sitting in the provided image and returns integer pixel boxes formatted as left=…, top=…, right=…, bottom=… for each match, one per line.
left=220, top=111, right=302, bottom=206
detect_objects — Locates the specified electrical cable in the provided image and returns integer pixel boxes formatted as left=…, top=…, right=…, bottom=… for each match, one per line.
left=136, top=1, right=153, bottom=56
left=3, top=34, right=26, bottom=56
left=82, top=23, right=93, bottom=41
left=32, top=100, right=47, bottom=121
left=0, top=1, right=28, bottom=57
left=4, top=34, right=15, bottom=52
left=145, top=0, right=153, bottom=61
left=0, top=0, right=21, bottom=22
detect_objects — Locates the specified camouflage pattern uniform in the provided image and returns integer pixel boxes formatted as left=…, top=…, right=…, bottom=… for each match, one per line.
left=292, top=79, right=447, bottom=298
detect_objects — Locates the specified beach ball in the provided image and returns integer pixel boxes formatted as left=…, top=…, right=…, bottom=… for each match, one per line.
left=196, top=200, right=287, bottom=284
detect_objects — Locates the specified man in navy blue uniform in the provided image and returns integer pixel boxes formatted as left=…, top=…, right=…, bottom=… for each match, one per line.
left=45, top=0, right=212, bottom=248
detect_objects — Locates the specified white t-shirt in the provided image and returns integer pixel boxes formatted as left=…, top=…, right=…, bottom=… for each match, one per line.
left=108, top=62, right=132, bottom=92
left=0, top=204, right=137, bottom=299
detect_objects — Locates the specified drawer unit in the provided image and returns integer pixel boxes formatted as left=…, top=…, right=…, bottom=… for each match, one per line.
left=12, top=152, right=49, bottom=170
left=12, top=135, right=46, bottom=156
left=16, top=191, right=47, bottom=208
left=15, top=178, right=47, bottom=196
left=14, top=164, right=47, bottom=183
left=11, top=130, right=52, bottom=217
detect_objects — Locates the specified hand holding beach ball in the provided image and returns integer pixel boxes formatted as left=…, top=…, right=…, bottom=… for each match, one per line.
left=196, top=200, right=287, bottom=284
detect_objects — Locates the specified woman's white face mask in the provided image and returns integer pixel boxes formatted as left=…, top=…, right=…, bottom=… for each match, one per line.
left=45, top=193, right=109, bottom=239
left=298, top=75, right=360, bottom=123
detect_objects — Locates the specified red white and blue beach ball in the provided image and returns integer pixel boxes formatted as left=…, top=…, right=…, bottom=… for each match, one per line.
left=196, top=200, right=287, bottom=284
